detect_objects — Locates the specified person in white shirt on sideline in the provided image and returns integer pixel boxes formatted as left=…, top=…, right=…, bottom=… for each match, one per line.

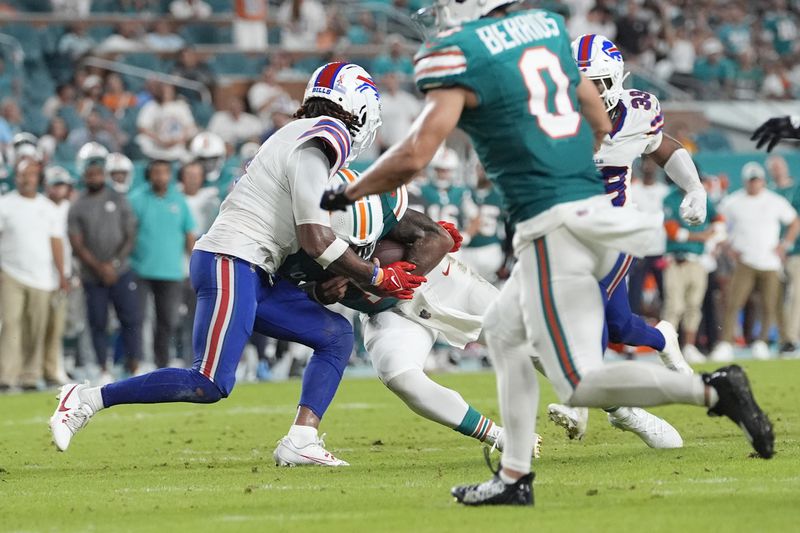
left=711, top=162, right=800, bottom=361
left=0, top=160, right=68, bottom=391
left=207, top=96, right=264, bottom=152
left=377, top=72, right=422, bottom=152
left=43, top=166, right=75, bottom=387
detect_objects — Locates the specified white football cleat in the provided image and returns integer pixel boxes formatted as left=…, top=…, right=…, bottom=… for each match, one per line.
left=607, top=406, right=683, bottom=449
left=50, top=383, right=95, bottom=451
left=655, top=321, right=693, bottom=375
left=489, top=427, right=542, bottom=459
left=547, top=404, right=588, bottom=440
left=750, top=340, right=771, bottom=360
left=273, top=434, right=349, bottom=467
left=710, top=341, right=735, bottom=363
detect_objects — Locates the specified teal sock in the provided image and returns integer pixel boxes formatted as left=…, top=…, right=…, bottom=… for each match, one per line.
left=455, top=405, right=496, bottom=442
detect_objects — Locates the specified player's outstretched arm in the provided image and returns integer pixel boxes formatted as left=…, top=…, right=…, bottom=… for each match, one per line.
left=648, top=134, right=706, bottom=225
left=576, top=74, right=612, bottom=151
left=321, top=88, right=470, bottom=210
left=384, top=209, right=454, bottom=276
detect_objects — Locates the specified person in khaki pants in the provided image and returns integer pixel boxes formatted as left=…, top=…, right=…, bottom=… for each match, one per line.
left=711, top=162, right=800, bottom=362
left=766, top=155, right=800, bottom=355
left=42, top=166, right=75, bottom=386
left=0, top=160, right=68, bottom=391
left=662, top=179, right=725, bottom=364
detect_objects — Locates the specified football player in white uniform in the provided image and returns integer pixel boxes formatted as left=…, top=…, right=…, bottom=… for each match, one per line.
left=105, top=152, right=134, bottom=194
left=49, top=63, right=427, bottom=466
left=547, top=34, right=708, bottom=446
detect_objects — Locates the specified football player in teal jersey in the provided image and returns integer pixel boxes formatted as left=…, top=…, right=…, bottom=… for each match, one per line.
left=322, top=1, right=774, bottom=505
left=418, top=147, right=472, bottom=227
left=460, top=162, right=505, bottom=282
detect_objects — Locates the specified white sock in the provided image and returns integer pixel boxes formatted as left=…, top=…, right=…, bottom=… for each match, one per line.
left=486, top=330, right=539, bottom=475
left=78, top=386, right=105, bottom=413
left=569, top=361, right=718, bottom=408
left=288, top=424, right=318, bottom=446
left=385, top=369, right=469, bottom=428
left=498, top=469, right=520, bottom=485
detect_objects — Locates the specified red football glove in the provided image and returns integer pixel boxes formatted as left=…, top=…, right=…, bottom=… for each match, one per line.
left=438, top=221, right=463, bottom=252
left=377, top=261, right=427, bottom=300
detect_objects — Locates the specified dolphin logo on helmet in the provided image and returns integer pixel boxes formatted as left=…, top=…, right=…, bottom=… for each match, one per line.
left=328, top=168, right=384, bottom=259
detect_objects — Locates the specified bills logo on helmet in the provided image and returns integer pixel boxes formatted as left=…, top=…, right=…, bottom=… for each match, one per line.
left=356, top=75, right=380, bottom=99
left=602, top=40, right=622, bottom=61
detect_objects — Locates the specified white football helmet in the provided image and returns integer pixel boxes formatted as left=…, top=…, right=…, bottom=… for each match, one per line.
left=44, top=165, right=74, bottom=187
left=9, top=132, right=41, bottom=165
left=430, top=146, right=459, bottom=189
left=328, top=168, right=384, bottom=259
left=420, top=0, right=521, bottom=30
left=571, top=34, right=628, bottom=111
left=189, top=132, right=226, bottom=182
left=303, top=62, right=381, bottom=162
left=105, top=152, right=134, bottom=193
left=76, top=142, right=109, bottom=175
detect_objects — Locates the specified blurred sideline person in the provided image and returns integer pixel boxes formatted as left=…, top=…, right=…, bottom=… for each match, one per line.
left=711, top=162, right=800, bottom=361
left=106, top=152, right=134, bottom=194
left=662, top=179, right=726, bottom=364
left=0, top=159, right=67, bottom=391
left=68, top=143, right=141, bottom=382
left=129, top=160, right=196, bottom=368
left=460, top=162, right=505, bottom=282
left=44, top=165, right=76, bottom=386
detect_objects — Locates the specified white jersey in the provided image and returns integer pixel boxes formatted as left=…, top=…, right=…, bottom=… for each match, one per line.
left=593, top=89, right=664, bottom=207
left=195, top=117, right=352, bottom=273
left=393, top=254, right=498, bottom=348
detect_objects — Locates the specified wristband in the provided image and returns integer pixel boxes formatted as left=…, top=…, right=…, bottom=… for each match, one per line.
left=314, top=238, right=348, bottom=269
left=370, top=264, right=381, bottom=285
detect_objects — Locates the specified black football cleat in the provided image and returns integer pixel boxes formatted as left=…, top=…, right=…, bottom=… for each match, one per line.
left=451, top=447, right=534, bottom=506
left=451, top=472, right=534, bottom=506
left=703, top=365, right=775, bottom=459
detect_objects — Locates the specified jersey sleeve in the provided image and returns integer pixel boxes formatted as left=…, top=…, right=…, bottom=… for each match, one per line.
left=287, top=142, right=334, bottom=226
left=295, top=118, right=352, bottom=174
left=377, top=184, right=409, bottom=239
left=642, top=93, right=665, bottom=154
left=414, top=38, right=477, bottom=96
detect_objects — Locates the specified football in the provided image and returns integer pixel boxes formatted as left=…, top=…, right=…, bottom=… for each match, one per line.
left=372, top=238, right=407, bottom=265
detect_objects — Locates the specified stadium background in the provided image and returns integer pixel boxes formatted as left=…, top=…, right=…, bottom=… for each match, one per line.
left=1, top=0, right=800, bottom=389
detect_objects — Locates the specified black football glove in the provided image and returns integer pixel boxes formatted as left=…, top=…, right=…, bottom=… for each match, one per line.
left=751, top=115, right=800, bottom=152
left=320, top=183, right=355, bottom=211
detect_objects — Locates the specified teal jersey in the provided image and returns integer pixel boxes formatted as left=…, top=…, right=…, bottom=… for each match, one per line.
left=777, top=183, right=800, bottom=256
left=414, top=9, right=602, bottom=226
left=278, top=188, right=406, bottom=315
left=763, top=13, right=798, bottom=56
left=663, top=188, right=719, bottom=256
left=418, top=182, right=471, bottom=227
left=129, top=187, right=196, bottom=281
left=464, top=185, right=504, bottom=248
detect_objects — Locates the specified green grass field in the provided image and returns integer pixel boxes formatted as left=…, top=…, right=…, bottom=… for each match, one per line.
left=2, top=360, right=799, bottom=533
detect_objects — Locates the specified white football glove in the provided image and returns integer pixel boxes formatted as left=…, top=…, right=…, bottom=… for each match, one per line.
left=679, top=188, right=707, bottom=226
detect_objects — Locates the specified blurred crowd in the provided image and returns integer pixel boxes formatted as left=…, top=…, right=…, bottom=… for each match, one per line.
left=1, top=1, right=799, bottom=150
